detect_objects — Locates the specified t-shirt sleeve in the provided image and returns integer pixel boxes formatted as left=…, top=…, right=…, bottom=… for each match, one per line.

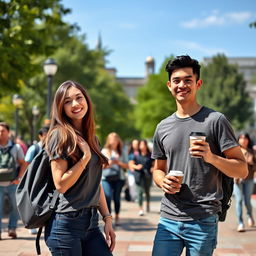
left=151, top=125, right=167, bottom=160
left=47, top=129, right=68, bottom=161
left=24, top=144, right=36, bottom=163
left=215, top=114, right=239, bottom=153
left=15, top=144, right=24, bottom=160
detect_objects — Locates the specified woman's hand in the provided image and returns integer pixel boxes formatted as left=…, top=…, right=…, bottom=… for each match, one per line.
left=104, top=219, right=116, bottom=252
left=77, top=136, right=91, bottom=161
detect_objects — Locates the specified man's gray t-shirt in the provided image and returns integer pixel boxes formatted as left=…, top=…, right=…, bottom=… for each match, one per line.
left=48, top=130, right=102, bottom=213
left=152, top=106, right=238, bottom=221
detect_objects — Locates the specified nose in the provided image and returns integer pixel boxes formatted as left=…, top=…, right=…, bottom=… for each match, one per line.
left=71, top=99, right=79, bottom=107
left=178, top=80, right=186, bottom=88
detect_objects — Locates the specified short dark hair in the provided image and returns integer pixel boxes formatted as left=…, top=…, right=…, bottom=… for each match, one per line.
left=38, top=126, right=49, bottom=136
left=0, top=122, right=10, bottom=131
left=165, top=55, right=201, bottom=81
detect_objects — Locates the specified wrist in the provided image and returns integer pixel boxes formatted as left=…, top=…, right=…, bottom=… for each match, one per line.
left=102, top=214, right=112, bottom=223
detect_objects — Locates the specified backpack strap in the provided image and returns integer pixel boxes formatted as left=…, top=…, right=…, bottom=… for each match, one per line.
left=36, top=227, right=43, bottom=255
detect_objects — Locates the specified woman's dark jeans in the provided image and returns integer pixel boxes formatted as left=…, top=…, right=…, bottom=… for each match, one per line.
left=102, top=179, right=125, bottom=214
left=45, top=208, right=112, bottom=256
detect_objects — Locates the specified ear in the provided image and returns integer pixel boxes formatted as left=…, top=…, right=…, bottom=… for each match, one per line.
left=197, top=79, right=203, bottom=89
left=166, top=81, right=171, bottom=90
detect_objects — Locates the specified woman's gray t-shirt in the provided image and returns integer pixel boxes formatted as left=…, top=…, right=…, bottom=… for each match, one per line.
left=152, top=106, right=238, bottom=221
left=48, top=131, right=102, bottom=213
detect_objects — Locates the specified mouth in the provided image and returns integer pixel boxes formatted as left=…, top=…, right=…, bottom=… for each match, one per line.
left=72, top=108, right=83, bottom=114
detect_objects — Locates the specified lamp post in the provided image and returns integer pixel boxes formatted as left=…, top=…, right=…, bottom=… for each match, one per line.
left=12, top=94, right=23, bottom=138
left=32, top=105, right=40, bottom=142
left=43, top=58, right=58, bottom=120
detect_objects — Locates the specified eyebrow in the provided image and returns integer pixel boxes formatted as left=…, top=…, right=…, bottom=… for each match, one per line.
left=64, top=93, right=83, bottom=100
left=172, top=75, right=193, bottom=80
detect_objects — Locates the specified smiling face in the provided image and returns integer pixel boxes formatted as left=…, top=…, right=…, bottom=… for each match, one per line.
left=167, top=67, right=202, bottom=104
left=63, top=86, right=88, bottom=126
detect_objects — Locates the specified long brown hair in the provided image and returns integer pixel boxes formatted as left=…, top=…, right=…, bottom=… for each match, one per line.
left=104, top=132, right=123, bottom=156
left=45, top=80, right=108, bottom=165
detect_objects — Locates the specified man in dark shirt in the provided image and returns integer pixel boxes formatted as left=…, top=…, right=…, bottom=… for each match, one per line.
left=152, top=55, right=248, bottom=256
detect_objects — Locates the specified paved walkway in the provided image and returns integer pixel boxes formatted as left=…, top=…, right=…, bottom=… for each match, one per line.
left=0, top=186, right=256, bottom=256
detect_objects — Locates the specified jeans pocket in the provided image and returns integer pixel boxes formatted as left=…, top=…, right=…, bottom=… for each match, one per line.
left=196, top=215, right=218, bottom=226
left=56, top=211, right=82, bottom=220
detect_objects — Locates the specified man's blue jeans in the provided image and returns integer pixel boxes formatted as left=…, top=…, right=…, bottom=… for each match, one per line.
left=0, top=184, right=19, bottom=232
left=45, top=208, right=112, bottom=256
left=234, top=179, right=254, bottom=225
left=152, top=215, right=218, bottom=256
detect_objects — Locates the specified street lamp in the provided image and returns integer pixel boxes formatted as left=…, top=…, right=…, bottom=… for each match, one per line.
left=43, top=58, right=58, bottom=120
left=12, top=94, right=23, bottom=138
left=32, top=105, right=40, bottom=142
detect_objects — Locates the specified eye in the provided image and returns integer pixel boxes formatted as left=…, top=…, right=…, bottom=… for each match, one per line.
left=173, top=79, right=180, bottom=84
left=64, top=100, right=71, bottom=105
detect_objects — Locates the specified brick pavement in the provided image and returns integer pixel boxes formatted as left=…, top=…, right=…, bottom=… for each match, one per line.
left=0, top=186, right=256, bottom=256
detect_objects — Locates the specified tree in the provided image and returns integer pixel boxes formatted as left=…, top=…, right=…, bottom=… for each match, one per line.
left=198, top=54, right=253, bottom=130
left=249, top=21, right=256, bottom=28
left=0, top=0, right=72, bottom=96
left=134, top=56, right=176, bottom=138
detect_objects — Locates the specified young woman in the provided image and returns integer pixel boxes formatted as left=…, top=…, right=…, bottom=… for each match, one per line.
left=129, top=140, right=153, bottom=216
left=44, top=80, right=115, bottom=255
left=101, top=132, right=128, bottom=226
left=127, top=139, right=140, bottom=201
left=234, top=133, right=255, bottom=232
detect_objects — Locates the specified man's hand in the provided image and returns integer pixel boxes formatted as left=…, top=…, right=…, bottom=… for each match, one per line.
left=161, top=175, right=181, bottom=194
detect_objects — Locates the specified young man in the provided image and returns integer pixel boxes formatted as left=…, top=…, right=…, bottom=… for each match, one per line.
left=152, top=55, right=248, bottom=256
left=0, top=122, right=26, bottom=239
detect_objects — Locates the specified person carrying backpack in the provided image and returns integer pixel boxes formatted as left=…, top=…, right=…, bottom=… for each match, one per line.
left=24, top=126, right=49, bottom=235
left=151, top=55, right=248, bottom=256
left=0, top=122, right=26, bottom=240
left=44, top=80, right=115, bottom=255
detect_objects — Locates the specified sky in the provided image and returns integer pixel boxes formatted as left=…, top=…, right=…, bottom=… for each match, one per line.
left=62, top=0, right=256, bottom=77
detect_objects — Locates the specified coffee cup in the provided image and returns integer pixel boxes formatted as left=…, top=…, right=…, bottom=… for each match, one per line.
left=189, top=132, right=206, bottom=158
left=167, top=170, right=184, bottom=184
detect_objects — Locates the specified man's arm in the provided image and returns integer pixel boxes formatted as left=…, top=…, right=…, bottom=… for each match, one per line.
left=190, top=141, right=248, bottom=178
left=153, top=159, right=182, bottom=194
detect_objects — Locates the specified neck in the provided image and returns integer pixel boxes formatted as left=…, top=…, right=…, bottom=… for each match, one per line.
left=176, top=101, right=202, bottom=118
left=72, top=120, right=83, bottom=133
left=0, top=139, right=9, bottom=147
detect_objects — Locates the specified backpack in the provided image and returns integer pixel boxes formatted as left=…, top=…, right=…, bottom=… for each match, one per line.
left=218, top=173, right=234, bottom=222
left=16, top=148, right=59, bottom=255
left=0, top=142, right=17, bottom=181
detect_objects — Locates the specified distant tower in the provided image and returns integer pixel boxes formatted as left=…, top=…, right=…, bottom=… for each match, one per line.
left=145, top=56, right=155, bottom=77
left=96, top=32, right=102, bottom=51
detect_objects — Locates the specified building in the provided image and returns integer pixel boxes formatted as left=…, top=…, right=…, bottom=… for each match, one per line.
left=106, top=56, right=155, bottom=104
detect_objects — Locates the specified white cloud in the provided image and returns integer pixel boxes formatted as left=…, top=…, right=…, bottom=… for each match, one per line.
left=174, top=40, right=228, bottom=56
left=181, top=11, right=252, bottom=28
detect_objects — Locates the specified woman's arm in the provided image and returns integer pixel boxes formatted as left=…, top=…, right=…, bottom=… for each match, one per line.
left=98, top=184, right=116, bottom=252
left=51, top=139, right=91, bottom=194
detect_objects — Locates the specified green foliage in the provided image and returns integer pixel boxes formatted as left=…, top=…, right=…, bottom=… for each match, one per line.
left=249, top=21, right=256, bottom=28
left=90, top=70, right=139, bottom=143
left=0, top=0, right=71, bottom=96
left=198, top=54, right=253, bottom=130
left=134, top=56, right=176, bottom=138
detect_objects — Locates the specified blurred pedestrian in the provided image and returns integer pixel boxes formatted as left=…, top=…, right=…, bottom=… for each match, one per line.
left=234, top=133, right=255, bottom=232
left=151, top=55, right=248, bottom=256
left=129, top=140, right=153, bottom=216
left=24, top=126, right=50, bottom=235
left=127, top=139, right=140, bottom=201
left=0, top=122, right=27, bottom=240
left=101, top=132, right=128, bottom=226
left=44, top=80, right=115, bottom=255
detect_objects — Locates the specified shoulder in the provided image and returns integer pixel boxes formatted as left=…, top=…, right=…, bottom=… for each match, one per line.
left=155, top=114, right=175, bottom=131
